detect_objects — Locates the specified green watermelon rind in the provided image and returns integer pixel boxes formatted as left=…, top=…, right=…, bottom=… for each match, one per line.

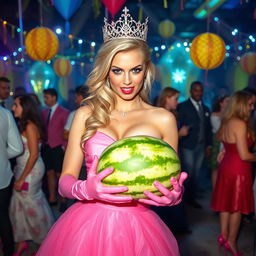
left=97, top=136, right=180, bottom=199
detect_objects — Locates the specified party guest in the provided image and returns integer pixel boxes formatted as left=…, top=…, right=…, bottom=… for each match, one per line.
left=0, top=106, right=23, bottom=256
left=41, top=89, right=69, bottom=205
left=212, top=91, right=255, bottom=255
left=10, top=95, right=53, bottom=256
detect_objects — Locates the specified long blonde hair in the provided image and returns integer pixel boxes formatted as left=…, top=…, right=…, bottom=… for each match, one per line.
left=82, top=38, right=155, bottom=143
left=217, top=90, right=253, bottom=140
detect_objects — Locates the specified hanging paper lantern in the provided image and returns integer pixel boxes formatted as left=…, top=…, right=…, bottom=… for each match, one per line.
left=239, top=52, right=256, bottom=75
left=54, top=58, right=72, bottom=77
left=0, top=60, right=8, bottom=76
left=158, top=20, right=176, bottom=38
left=102, top=0, right=126, bottom=18
left=190, top=33, right=226, bottom=70
left=27, top=62, right=55, bottom=94
left=53, top=0, right=83, bottom=34
left=25, top=27, right=59, bottom=61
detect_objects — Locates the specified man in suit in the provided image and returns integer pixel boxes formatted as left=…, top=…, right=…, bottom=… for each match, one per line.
left=177, top=81, right=212, bottom=209
left=0, top=106, right=23, bottom=256
left=41, top=88, right=69, bottom=205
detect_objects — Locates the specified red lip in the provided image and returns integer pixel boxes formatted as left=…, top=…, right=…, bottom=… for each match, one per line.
left=120, top=87, right=135, bottom=95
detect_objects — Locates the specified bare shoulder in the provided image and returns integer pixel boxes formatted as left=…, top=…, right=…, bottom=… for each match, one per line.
left=146, top=106, right=176, bottom=124
left=26, top=121, right=38, bottom=133
left=229, top=118, right=246, bottom=128
left=74, top=105, right=92, bottom=121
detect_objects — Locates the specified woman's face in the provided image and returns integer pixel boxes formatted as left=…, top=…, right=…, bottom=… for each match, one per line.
left=108, top=49, right=146, bottom=100
left=12, top=98, right=23, bottom=118
left=166, top=93, right=179, bottom=111
left=220, top=97, right=229, bottom=110
left=247, top=97, right=255, bottom=115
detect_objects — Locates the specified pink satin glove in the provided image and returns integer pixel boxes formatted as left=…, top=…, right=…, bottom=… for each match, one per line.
left=59, top=156, right=132, bottom=204
left=138, top=172, right=188, bottom=206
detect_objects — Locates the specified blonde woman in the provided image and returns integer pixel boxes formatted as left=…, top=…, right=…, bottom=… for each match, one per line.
left=36, top=8, right=187, bottom=256
left=211, top=91, right=255, bottom=256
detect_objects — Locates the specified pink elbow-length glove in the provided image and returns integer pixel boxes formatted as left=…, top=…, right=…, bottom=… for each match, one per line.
left=138, top=172, right=188, bottom=206
left=59, top=156, right=133, bottom=204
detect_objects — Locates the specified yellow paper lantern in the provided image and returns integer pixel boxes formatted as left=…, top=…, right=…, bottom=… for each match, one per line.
left=239, top=52, right=256, bottom=75
left=158, top=20, right=175, bottom=38
left=25, top=27, right=59, bottom=61
left=54, top=58, right=72, bottom=77
left=190, top=33, right=226, bottom=70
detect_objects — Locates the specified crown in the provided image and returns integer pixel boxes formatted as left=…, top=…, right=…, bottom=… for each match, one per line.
left=103, top=7, right=148, bottom=42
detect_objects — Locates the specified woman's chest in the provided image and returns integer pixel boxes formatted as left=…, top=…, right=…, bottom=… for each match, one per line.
left=100, top=113, right=162, bottom=141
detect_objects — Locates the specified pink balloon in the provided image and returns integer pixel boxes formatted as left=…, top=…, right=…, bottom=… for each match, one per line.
left=102, top=0, right=126, bottom=18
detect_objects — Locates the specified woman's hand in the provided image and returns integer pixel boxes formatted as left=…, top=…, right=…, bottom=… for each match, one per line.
left=86, top=156, right=133, bottom=203
left=138, top=172, right=188, bottom=206
left=217, top=149, right=225, bottom=163
left=178, top=126, right=190, bottom=137
left=14, top=178, right=25, bottom=192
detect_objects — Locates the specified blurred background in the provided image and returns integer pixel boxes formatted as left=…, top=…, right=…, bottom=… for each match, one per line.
left=0, top=0, right=256, bottom=108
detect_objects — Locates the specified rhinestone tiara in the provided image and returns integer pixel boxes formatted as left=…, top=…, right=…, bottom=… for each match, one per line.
left=103, top=7, right=148, bottom=42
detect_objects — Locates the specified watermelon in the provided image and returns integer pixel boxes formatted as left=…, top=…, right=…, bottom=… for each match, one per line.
left=97, top=136, right=180, bottom=199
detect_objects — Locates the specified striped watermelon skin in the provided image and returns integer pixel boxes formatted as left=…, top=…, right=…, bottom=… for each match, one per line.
left=97, top=136, right=180, bottom=199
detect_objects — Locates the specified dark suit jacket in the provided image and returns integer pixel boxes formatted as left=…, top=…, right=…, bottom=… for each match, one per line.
left=177, top=98, right=212, bottom=149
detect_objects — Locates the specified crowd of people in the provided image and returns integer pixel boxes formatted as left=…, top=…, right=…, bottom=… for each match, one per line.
left=0, top=7, right=255, bottom=256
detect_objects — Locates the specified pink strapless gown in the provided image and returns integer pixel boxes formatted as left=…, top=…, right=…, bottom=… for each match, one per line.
left=36, top=132, right=180, bottom=256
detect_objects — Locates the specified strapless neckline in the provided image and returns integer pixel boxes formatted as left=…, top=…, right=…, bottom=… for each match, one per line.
left=96, top=131, right=116, bottom=142
left=95, top=131, right=161, bottom=142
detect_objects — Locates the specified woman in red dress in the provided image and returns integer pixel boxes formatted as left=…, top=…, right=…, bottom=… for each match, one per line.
left=211, top=90, right=255, bottom=255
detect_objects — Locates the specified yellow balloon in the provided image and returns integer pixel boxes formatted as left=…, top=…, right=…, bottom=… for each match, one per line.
left=190, top=33, right=226, bottom=70
left=158, top=20, right=175, bottom=38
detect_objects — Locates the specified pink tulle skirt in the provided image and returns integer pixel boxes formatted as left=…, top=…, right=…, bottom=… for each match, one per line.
left=36, top=200, right=179, bottom=256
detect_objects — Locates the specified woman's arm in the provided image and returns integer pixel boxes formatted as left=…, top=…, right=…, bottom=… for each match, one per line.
left=59, top=106, right=132, bottom=203
left=234, top=120, right=256, bottom=162
left=14, top=123, right=40, bottom=191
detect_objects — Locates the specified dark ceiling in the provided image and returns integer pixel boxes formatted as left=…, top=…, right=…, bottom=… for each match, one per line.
left=0, top=0, right=256, bottom=53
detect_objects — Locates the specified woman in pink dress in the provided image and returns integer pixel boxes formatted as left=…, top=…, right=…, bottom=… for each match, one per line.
left=211, top=91, right=255, bottom=255
left=36, top=7, right=187, bottom=256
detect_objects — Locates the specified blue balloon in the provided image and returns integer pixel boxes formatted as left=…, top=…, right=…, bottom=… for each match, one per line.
left=28, top=62, right=56, bottom=94
left=54, top=0, right=83, bottom=20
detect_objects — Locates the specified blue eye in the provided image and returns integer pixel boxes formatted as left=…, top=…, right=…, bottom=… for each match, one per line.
left=132, top=68, right=142, bottom=73
left=112, top=69, right=122, bottom=74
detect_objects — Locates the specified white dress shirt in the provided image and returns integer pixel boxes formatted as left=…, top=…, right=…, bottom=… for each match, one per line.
left=64, top=110, right=76, bottom=131
left=190, top=97, right=202, bottom=112
left=0, top=107, right=23, bottom=189
left=48, top=102, right=59, bottom=120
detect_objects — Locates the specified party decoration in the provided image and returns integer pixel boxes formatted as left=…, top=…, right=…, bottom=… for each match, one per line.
left=0, top=60, right=8, bottom=77
left=158, top=20, right=176, bottom=39
left=27, top=62, right=55, bottom=94
left=97, top=136, right=180, bottom=199
left=53, top=0, right=82, bottom=33
left=102, top=0, right=126, bottom=18
left=25, top=27, right=59, bottom=61
left=190, top=32, right=226, bottom=70
left=239, top=52, right=256, bottom=75
left=54, top=58, right=72, bottom=77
